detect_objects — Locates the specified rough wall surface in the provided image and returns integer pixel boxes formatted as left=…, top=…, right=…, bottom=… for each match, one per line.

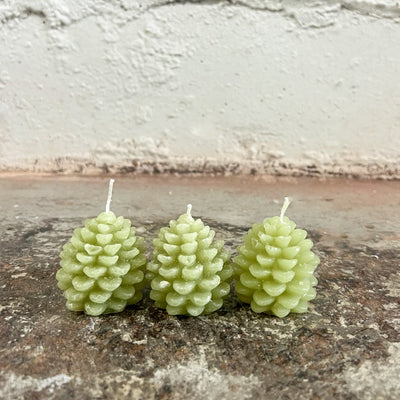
left=0, top=0, right=400, bottom=177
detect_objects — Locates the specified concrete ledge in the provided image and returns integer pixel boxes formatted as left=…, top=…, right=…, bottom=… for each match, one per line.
left=1, top=156, right=400, bottom=180
left=0, top=175, right=399, bottom=399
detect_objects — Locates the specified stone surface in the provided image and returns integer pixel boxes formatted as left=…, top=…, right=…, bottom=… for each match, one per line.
left=0, top=174, right=399, bottom=399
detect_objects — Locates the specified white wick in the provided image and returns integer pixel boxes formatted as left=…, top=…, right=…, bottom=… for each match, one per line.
left=105, top=179, right=115, bottom=213
left=280, top=196, right=291, bottom=222
left=187, top=203, right=192, bottom=217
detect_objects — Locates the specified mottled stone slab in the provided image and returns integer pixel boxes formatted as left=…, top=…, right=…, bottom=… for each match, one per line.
left=0, top=175, right=399, bottom=399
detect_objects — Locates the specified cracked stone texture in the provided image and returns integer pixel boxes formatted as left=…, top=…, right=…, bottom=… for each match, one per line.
left=0, top=174, right=399, bottom=399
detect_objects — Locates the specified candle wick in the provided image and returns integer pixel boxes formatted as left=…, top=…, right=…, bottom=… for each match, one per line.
left=187, top=203, right=192, bottom=217
left=280, top=196, right=291, bottom=222
left=105, top=179, right=115, bottom=213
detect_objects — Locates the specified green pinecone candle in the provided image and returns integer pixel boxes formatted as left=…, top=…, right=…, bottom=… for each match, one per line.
left=234, top=197, right=320, bottom=318
left=146, top=204, right=233, bottom=316
left=56, top=179, right=147, bottom=316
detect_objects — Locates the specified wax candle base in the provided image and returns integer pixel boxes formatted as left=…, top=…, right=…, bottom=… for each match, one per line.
left=234, top=215, right=320, bottom=317
left=146, top=206, right=233, bottom=316
left=56, top=211, right=147, bottom=316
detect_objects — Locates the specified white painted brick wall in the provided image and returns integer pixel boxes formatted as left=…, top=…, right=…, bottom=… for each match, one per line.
left=1, top=0, right=400, bottom=177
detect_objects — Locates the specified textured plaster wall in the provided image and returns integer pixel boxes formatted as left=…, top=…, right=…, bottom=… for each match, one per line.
left=0, top=0, right=400, bottom=177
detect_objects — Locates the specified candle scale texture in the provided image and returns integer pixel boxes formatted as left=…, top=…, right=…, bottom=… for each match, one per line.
left=234, top=215, right=319, bottom=318
left=56, top=211, right=147, bottom=316
left=146, top=208, right=233, bottom=316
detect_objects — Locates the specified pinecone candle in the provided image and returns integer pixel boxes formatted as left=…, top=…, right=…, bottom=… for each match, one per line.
left=234, top=197, right=320, bottom=318
left=56, top=179, right=147, bottom=316
left=146, top=205, right=233, bottom=316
